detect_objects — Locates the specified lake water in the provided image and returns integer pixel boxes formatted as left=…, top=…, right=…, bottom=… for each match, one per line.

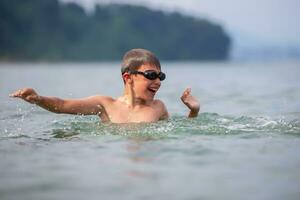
left=1, top=61, right=300, bottom=200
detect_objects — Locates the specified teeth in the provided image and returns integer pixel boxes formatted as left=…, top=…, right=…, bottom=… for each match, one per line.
left=148, top=88, right=157, bottom=92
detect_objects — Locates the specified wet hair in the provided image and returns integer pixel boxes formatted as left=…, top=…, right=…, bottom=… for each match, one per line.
left=121, top=48, right=161, bottom=74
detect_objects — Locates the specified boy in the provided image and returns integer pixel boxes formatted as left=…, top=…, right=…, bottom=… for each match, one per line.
left=10, top=49, right=200, bottom=123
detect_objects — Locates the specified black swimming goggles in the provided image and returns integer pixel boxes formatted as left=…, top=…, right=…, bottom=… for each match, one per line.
left=128, top=70, right=166, bottom=81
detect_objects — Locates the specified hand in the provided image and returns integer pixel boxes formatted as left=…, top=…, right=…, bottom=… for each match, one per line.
left=9, top=88, right=40, bottom=104
left=181, top=88, right=200, bottom=116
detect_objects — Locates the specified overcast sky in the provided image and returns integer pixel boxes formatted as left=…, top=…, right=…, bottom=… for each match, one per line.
left=62, top=0, right=300, bottom=46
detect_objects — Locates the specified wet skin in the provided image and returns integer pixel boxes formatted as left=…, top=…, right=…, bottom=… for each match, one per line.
left=10, top=64, right=200, bottom=123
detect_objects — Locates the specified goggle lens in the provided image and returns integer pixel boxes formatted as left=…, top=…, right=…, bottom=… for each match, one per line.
left=129, top=70, right=166, bottom=81
left=144, top=71, right=166, bottom=81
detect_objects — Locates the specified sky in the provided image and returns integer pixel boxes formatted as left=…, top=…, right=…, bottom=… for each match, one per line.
left=62, top=0, right=300, bottom=46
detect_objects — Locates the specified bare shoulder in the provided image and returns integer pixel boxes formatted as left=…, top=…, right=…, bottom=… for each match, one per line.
left=153, top=99, right=166, bottom=108
left=74, top=95, right=115, bottom=108
left=91, top=95, right=119, bottom=108
left=86, top=95, right=115, bottom=103
left=153, top=99, right=169, bottom=120
left=96, top=95, right=115, bottom=101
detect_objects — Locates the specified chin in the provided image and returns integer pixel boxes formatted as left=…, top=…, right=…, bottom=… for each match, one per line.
left=141, top=94, right=155, bottom=101
left=136, top=90, right=156, bottom=101
left=142, top=96, right=154, bottom=101
left=148, top=96, right=155, bottom=101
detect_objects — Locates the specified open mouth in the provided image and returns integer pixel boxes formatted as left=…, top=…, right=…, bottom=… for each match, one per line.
left=148, top=87, right=158, bottom=94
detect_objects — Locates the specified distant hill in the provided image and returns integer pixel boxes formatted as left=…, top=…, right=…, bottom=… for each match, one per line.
left=0, top=0, right=231, bottom=61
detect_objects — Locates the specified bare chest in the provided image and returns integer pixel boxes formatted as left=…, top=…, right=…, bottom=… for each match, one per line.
left=100, top=106, right=161, bottom=123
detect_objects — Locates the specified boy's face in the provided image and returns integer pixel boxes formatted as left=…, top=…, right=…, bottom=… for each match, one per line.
left=129, top=64, right=162, bottom=101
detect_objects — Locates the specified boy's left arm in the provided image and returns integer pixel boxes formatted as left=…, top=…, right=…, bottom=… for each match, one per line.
left=181, top=88, right=200, bottom=118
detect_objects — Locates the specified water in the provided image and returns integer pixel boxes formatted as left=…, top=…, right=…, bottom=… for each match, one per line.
left=1, top=61, right=300, bottom=200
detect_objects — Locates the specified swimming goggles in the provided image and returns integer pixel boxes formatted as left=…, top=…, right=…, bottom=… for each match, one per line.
left=128, top=70, right=166, bottom=81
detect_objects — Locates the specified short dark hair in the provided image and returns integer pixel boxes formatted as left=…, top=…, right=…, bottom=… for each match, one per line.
left=121, top=49, right=161, bottom=74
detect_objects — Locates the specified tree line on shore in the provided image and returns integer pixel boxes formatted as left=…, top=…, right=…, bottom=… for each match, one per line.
left=0, top=0, right=231, bottom=61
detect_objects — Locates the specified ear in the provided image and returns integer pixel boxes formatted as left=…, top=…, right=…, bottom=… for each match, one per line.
left=122, top=72, right=133, bottom=84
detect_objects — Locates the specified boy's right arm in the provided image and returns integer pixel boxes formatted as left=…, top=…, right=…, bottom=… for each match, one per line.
left=9, top=88, right=104, bottom=115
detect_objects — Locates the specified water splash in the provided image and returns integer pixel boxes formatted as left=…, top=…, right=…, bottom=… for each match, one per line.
left=170, top=113, right=300, bottom=136
left=48, top=118, right=175, bottom=139
left=42, top=113, right=300, bottom=139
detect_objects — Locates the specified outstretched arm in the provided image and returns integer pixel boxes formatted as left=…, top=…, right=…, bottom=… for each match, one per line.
left=181, top=88, right=200, bottom=118
left=9, top=88, right=103, bottom=115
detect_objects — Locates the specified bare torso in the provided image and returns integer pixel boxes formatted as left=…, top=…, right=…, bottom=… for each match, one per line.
left=98, top=96, right=168, bottom=123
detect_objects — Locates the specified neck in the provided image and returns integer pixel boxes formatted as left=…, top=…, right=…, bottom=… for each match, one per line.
left=121, top=84, right=147, bottom=108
